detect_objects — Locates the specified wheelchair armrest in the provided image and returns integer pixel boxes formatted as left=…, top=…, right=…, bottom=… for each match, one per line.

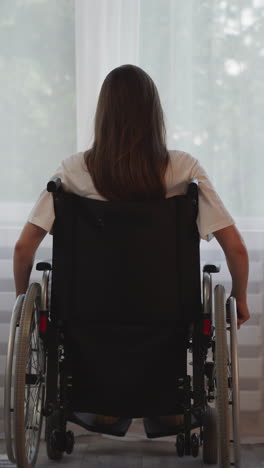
left=36, top=261, right=52, bottom=271
left=203, top=263, right=221, bottom=274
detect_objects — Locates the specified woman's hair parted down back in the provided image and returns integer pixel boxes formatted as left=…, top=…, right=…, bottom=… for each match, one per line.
left=84, top=65, right=169, bottom=201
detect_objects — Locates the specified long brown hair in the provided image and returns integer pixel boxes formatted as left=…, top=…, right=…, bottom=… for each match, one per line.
left=85, top=65, right=169, bottom=201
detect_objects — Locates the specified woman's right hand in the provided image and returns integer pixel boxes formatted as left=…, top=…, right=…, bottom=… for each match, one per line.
left=236, top=300, right=250, bottom=329
left=214, top=225, right=250, bottom=330
left=226, top=298, right=250, bottom=330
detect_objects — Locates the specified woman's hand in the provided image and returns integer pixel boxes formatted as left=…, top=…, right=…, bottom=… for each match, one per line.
left=236, top=299, right=250, bottom=329
left=226, top=297, right=250, bottom=330
left=214, top=225, right=249, bottom=330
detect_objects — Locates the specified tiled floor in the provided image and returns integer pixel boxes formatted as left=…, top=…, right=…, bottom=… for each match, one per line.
left=1, top=420, right=264, bottom=467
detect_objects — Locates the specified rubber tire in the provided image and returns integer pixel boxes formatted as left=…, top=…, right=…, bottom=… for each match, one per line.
left=214, top=285, right=230, bottom=468
left=4, top=294, right=24, bottom=464
left=176, top=433, right=185, bottom=457
left=14, top=283, right=44, bottom=468
left=229, top=297, right=241, bottom=467
left=65, top=430, right=75, bottom=454
left=203, top=406, right=217, bottom=464
left=45, top=411, right=64, bottom=460
left=191, top=433, right=199, bottom=457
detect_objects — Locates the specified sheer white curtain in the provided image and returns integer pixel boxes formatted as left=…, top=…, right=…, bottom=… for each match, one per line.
left=0, top=0, right=76, bottom=435
left=75, top=0, right=140, bottom=150
left=76, top=0, right=264, bottom=219
left=75, top=0, right=264, bottom=441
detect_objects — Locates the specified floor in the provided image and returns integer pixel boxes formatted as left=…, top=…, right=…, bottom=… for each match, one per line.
left=1, top=420, right=264, bottom=468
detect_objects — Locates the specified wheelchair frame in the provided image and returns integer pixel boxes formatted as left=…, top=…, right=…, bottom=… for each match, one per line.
left=4, top=263, right=241, bottom=468
left=4, top=179, right=241, bottom=467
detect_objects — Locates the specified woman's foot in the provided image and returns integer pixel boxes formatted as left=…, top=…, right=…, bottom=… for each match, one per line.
left=93, top=415, right=120, bottom=425
left=158, top=414, right=184, bottom=426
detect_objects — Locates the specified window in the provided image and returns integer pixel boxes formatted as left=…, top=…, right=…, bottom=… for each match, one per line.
left=139, top=0, right=264, bottom=217
left=0, top=0, right=76, bottom=208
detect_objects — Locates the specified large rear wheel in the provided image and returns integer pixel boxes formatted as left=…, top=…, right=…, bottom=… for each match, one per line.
left=4, top=294, right=25, bottom=463
left=14, top=283, right=45, bottom=468
left=228, top=297, right=241, bottom=467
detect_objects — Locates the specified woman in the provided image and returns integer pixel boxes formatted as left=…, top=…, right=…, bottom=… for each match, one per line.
left=14, top=64, right=249, bottom=426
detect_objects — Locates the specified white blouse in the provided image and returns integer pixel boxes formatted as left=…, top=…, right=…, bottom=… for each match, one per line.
left=28, top=150, right=235, bottom=241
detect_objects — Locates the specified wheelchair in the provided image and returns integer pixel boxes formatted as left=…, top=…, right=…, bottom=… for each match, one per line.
left=4, top=179, right=241, bottom=468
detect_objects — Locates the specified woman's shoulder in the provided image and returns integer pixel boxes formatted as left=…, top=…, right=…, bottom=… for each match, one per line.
left=166, top=150, right=199, bottom=184
left=61, top=151, right=87, bottom=172
left=61, top=151, right=90, bottom=181
left=58, top=151, right=95, bottom=195
left=168, top=149, right=198, bottom=168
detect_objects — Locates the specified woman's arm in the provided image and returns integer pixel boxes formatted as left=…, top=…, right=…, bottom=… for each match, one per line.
left=213, top=224, right=250, bottom=328
left=13, top=222, right=47, bottom=296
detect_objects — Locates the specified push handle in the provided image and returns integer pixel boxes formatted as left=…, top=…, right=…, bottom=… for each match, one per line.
left=203, top=264, right=221, bottom=273
left=47, top=177, right=62, bottom=193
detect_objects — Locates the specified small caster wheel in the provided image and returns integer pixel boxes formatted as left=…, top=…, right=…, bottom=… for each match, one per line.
left=65, top=430, right=75, bottom=454
left=176, top=433, right=185, bottom=457
left=45, top=410, right=64, bottom=460
left=46, top=429, right=63, bottom=460
left=191, top=433, right=199, bottom=457
left=204, top=361, right=214, bottom=379
left=50, top=429, right=65, bottom=452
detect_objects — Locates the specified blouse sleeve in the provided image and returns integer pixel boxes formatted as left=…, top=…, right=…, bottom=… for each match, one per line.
left=190, top=159, right=235, bottom=241
left=27, top=163, right=63, bottom=233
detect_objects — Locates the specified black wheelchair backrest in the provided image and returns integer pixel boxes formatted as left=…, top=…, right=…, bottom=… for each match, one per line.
left=49, top=181, right=201, bottom=324
left=48, top=180, right=202, bottom=416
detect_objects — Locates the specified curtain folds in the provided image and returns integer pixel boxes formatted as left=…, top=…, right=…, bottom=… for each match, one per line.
left=75, top=0, right=140, bottom=150
left=76, top=0, right=264, bottom=220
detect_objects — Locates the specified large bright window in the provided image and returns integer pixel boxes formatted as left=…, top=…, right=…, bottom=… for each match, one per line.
left=0, top=0, right=76, bottom=203
left=138, top=0, right=264, bottom=217
left=2, top=0, right=264, bottom=219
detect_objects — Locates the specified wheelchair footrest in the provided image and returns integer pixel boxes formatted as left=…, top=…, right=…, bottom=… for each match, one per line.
left=70, top=412, right=132, bottom=437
